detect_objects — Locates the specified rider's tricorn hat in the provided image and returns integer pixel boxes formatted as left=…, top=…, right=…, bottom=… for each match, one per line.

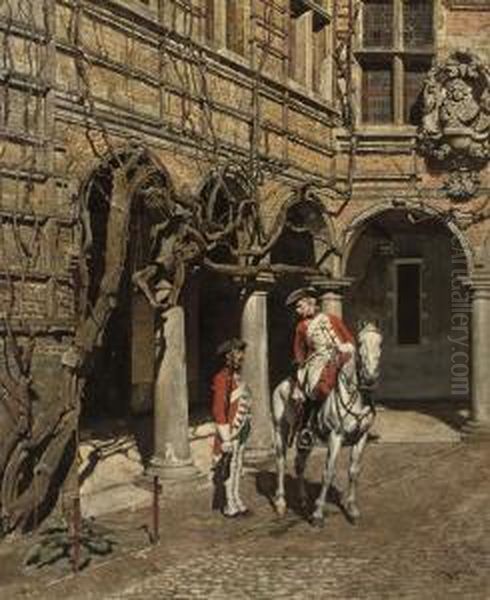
left=216, top=338, right=247, bottom=356
left=285, top=287, right=318, bottom=307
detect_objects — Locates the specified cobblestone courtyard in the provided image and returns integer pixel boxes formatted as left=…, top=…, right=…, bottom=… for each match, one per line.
left=2, top=441, right=489, bottom=599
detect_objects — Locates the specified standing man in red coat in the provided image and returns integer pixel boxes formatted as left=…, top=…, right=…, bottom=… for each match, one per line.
left=211, top=338, right=252, bottom=518
left=286, top=287, right=355, bottom=447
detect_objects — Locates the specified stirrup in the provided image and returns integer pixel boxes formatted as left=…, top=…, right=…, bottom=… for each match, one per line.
left=296, top=427, right=314, bottom=450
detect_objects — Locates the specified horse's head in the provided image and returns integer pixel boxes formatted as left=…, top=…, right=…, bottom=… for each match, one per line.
left=357, top=321, right=382, bottom=388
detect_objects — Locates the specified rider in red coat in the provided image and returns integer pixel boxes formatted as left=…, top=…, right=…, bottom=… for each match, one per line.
left=286, top=287, right=355, bottom=446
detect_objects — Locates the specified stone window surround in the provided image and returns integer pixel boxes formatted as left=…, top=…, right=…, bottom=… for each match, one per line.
left=353, top=0, right=436, bottom=128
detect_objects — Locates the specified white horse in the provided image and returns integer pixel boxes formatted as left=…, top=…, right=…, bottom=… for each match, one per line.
left=271, top=321, right=382, bottom=526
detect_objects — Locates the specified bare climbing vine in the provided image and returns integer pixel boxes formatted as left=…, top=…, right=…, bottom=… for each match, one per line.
left=0, top=0, right=488, bottom=537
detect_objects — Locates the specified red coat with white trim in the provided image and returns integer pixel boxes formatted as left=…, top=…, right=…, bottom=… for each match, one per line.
left=211, top=367, right=252, bottom=458
left=293, top=312, right=355, bottom=401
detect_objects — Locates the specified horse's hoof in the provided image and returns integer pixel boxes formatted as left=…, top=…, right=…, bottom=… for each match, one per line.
left=344, top=504, right=361, bottom=524
left=310, top=515, right=325, bottom=528
left=274, top=500, right=287, bottom=518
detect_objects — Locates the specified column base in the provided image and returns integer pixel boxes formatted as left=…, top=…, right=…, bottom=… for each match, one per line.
left=461, top=420, right=490, bottom=442
left=147, top=455, right=206, bottom=485
left=244, top=445, right=275, bottom=467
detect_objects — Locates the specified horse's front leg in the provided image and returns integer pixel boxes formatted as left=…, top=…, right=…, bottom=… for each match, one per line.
left=273, top=419, right=288, bottom=517
left=344, top=431, right=368, bottom=523
left=311, top=432, right=342, bottom=527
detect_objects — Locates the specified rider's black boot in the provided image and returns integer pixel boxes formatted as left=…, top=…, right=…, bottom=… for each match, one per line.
left=296, top=400, right=317, bottom=450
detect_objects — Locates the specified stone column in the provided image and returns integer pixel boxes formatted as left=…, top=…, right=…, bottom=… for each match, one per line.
left=307, top=276, right=353, bottom=317
left=184, top=272, right=200, bottom=408
left=241, top=275, right=275, bottom=464
left=321, top=290, right=343, bottom=317
left=461, top=272, right=490, bottom=441
left=149, top=305, right=201, bottom=481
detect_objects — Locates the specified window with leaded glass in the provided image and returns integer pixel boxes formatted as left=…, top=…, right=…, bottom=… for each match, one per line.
left=404, top=58, right=431, bottom=124
left=358, top=0, right=434, bottom=125
left=403, top=0, right=434, bottom=48
left=362, top=0, right=394, bottom=48
left=362, top=64, right=393, bottom=123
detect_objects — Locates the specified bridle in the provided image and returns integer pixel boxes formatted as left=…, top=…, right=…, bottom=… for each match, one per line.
left=327, top=327, right=380, bottom=436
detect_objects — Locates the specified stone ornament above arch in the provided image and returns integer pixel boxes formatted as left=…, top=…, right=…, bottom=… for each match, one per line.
left=417, top=51, right=490, bottom=201
left=340, top=199, right=475, bottom=275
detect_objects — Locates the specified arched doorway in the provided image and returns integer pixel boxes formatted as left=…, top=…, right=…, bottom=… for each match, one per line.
left=268, top=198, right=334, bottom=388
left=81, top=153, right=171, bottom=437
left=184, top=171, right=247, bottom=418
left=343, top=206, right=471, bottom=404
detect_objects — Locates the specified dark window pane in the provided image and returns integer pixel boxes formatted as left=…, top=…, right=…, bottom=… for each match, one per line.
left=226, top=1, right=245, bottom=55
left=403, top=0, right=434, bottom=48
left=288, top=16, right=298, bottom=80
left=362, top=65, right=393, bottom=123
left=363, top=0, right=394, bottom=48
left=205, top=0, right=214, bottom=43
left=404, top=60, right=431, bottom=124
left=397, top=263, right=421, bottom=345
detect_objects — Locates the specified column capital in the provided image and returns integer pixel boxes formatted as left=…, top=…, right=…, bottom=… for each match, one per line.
left=255, top=271, right=276, bottom=288
left=460, top=271, right=490, bottom=298
left=306, top=276, right=355, bottom=294
left=236, top=271, right=275, bottom=296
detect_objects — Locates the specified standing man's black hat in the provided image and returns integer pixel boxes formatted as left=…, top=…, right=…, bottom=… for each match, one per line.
left=216, top=338, right=247, bottom=356
left=285, top=287, right=318, bottom=307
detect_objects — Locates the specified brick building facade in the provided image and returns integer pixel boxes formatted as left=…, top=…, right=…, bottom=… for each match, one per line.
left=0, top=0, right=488, bottom=531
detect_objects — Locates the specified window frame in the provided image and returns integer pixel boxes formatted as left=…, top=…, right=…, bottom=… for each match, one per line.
left=393, top=258, right=423, bottom=347
left=355, top=0, right=435, bottom=127
left=204, top=0, right=250, bottom=61
left=287, top=0, right=333, bottom=99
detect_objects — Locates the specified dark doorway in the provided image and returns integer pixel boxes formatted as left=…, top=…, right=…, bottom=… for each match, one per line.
left=193, top=268, right=241, bottom=415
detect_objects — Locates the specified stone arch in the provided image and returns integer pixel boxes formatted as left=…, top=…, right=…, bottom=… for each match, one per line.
left=340, top=199, right=473, bottom=403
left=340, top=200, right=474, bottom=277
left=79, top=144, right=175, bottom=199
left=196, top=164, right=254, bottom=263
left=79, top=148, right=175, bottom=421
left=269, top=193, right=336, bottom=273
